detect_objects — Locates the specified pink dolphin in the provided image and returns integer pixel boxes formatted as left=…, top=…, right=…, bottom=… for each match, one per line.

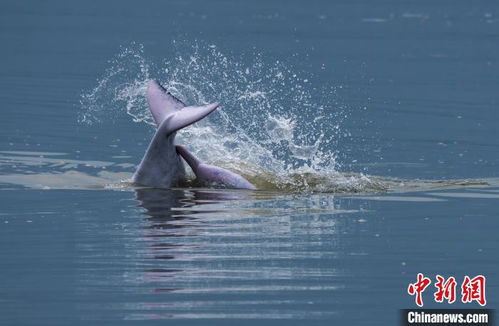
left=132, top=80, right=255, bottom=190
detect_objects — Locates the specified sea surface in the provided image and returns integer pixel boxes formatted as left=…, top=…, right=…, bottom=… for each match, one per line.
left=1, top=1, right=498, bottom=325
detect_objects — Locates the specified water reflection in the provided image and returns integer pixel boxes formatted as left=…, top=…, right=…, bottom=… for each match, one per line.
left=134, top=188, right=253, bottom=294
left=126, top=188, right=353, bottom=320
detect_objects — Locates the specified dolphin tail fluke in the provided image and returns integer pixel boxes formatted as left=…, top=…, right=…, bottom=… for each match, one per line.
left=160, top=102, right=219, bottom=136
left=147, top=80, right=186, bottom=126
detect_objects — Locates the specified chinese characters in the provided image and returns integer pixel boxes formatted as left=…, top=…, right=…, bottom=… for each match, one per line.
left=407, top=274, right=486, bottom=307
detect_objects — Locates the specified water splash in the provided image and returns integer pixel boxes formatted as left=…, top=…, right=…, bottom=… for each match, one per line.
left=79, top=42, right=151, bottom=125
left=79, top=42, right=382, bottom=193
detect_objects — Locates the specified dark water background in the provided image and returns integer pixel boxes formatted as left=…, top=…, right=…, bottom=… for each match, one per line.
left=1, top=0, right=498, bottom=325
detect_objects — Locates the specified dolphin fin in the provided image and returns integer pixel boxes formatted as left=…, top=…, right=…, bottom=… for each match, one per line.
left=176, top=145, right=256, bottom=190
left=147, top=80, right=186, bottom=126
left=159, top=103, right=219, bottom=136
left=176, top=145, right=202, bottom=171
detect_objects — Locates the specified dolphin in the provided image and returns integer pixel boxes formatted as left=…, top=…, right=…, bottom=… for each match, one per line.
left=176, top=145, right=256, bottom=190
left=132, top=80, right=256, bottom=190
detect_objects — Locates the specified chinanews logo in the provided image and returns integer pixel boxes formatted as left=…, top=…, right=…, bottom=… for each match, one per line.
left=407, top=273, right=486, bottom=307
left=402, top=274, right=493, bottom=326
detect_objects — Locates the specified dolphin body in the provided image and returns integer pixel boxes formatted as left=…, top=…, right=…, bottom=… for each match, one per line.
left=132, top=80, right=256, bottom=190
left=176, top=145, right=256, bottom=190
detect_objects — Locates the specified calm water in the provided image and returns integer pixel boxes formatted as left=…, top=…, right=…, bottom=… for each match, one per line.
left=1, top=1, right=498, bottom=325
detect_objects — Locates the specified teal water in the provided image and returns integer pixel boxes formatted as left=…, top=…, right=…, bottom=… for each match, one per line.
left=1, top=1, right=498, bottom=325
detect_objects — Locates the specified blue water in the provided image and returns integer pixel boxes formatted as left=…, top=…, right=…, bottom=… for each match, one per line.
left=1, top=1, right=498, bottom=325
